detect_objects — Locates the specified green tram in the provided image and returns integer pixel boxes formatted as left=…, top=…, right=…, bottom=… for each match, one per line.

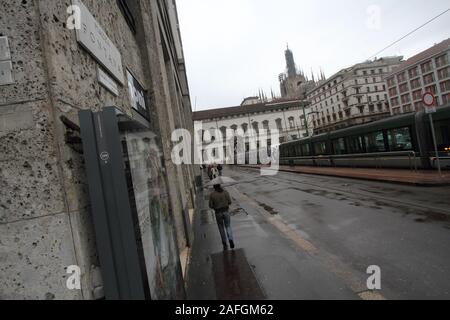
left=279, top=105, right=450, bottom=170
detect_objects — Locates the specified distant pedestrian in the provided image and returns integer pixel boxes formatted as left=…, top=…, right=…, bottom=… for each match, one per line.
left=217, top=164, right=223, bottom=176
left=209, top=184, right=235, bottom=251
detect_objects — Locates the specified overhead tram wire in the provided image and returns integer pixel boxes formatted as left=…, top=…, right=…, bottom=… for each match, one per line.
left=367, top=7, right=450, bottom=60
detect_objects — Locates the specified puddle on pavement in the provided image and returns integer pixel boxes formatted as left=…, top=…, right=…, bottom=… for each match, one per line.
left=211, top=249, right=266, bottom=300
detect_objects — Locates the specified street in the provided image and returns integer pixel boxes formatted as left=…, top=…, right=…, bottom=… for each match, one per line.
left=190, top=166, right=450, bottom=300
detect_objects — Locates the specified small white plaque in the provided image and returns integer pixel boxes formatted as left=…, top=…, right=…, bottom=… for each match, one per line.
left=0, top=61, right=14, bottom=86
left=98, top=67, right=119, bottom=96
left=73, top=0, right=124, bottom=84
left=0, top=36, right=11, bottom=61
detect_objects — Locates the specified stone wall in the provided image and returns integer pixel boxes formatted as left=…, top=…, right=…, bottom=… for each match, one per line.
left=0, top=0, right=197, bottom=300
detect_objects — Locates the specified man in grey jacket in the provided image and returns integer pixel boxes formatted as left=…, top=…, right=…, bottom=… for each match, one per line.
left=209, top=184, right=235, bottom=251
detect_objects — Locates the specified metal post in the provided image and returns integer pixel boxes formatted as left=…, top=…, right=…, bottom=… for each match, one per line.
left=429, top=113, right=442, bottom=176
left=303, top=106, right=309, bottom=137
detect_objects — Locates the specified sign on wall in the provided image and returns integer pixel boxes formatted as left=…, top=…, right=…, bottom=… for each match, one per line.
left=127, top=70, right=148, bottom=119
left=97, top=67, right=119, bottom=96
left=73, top=0, right=124, bottom=85
left=0, top=61, right=13, bottom=86
left=0, top=36, right=11, bottom=61
left=0, top=36, right=13, bottom=86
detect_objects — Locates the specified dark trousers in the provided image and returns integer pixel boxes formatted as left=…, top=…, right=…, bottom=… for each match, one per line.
left=215, top=210, right=234, bottom=245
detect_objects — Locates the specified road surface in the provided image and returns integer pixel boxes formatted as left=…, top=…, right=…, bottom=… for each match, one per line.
left=215, top=166, right=450, bottom=300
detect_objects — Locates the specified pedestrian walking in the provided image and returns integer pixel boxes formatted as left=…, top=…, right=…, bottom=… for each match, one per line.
left=209, top=184, right=235, bottom=251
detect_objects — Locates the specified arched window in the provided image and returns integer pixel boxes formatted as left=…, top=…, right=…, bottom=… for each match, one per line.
left=241, top=123, right=248, bottom=132
left=220, top=126, right=227, bottom=139
left=252, top=121, right=259, bottom=134
left=262, top=120, right=269, bottom=130
left=288, top=117, right=295, bottom=129
left=275, top=118, right=283, bottom=130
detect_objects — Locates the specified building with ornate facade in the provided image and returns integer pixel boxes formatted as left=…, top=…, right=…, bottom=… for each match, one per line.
left=193, top=98, right=312, bottom=162
left=307, top=57, right=403, bottom=135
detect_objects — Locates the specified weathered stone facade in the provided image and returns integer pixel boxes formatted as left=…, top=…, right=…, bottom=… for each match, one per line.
left=0, top=0, right=198, bottom=299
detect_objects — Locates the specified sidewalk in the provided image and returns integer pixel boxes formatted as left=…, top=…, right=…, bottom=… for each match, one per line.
left=185, top=173, right=266, bottom=300
left=184, top=170, right=359, bottom=300
left=243, top=165, right=450, bottom=186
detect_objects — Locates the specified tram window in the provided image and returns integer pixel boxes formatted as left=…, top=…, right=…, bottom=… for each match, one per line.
left=295, top=144, right=302, bottom=157
left=314, top=141, right=327, bottom=155
left=434, top=120, right=450, bottom=148
left=302, top=144, right=311, bottom=156
left=347, top=136, right=364, bottom=153
left=289, top=146, right=295, bottom=157
left=388, top=127, right=413, bottom=151
left=364, top=131, right=386, bottom=152
left=332, top=138, right=346, bottom=154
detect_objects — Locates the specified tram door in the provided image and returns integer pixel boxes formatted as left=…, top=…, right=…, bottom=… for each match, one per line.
left=79, top=106, right=185, bottom=300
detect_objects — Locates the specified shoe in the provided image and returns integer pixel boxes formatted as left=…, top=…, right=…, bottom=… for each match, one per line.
left=229, top=240, right=235, bottom=249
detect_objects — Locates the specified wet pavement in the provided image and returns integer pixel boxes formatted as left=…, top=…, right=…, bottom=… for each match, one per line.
left=186, top=166, right=450, bottom=300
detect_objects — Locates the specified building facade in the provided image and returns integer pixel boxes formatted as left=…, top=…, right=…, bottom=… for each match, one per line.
left=307, top=57, right=403, bottom=135
left=0, top=0, right=198, bottom=300
left=386, top=38, right=450, bottom=115
left=193, top=99, right=311, bottom=162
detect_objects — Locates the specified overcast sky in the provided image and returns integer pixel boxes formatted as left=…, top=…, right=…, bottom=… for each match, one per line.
left=176, top=0, right=450, bottom=111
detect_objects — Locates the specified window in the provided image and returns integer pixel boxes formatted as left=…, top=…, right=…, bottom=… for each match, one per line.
left=347, top=136, right=364, bottom=153
left=440, top=80, right=450, bottom=92
left=435, top=54, right=448, bottom=68
left=438, top=66, right=450, bottom=80
left=389, top=87, right=398, bottom=96
left=425, top=85, right=437, bottom=95
left=421, top=61, right=432, bottom=74
left=387, top=77, right=396, bottom=87
left=332, top=138, right=346, bottom=154
left=401, top=94, right=410, bottom=104
left=399, top=83, right=408, bottom=93
left=397, top=72, right=406, bottom=83
left=391, top=97, right=399, bottom=107
left=364, top=131, right=386, bottom=152
left=403, top=104, right=412, bottom=113
left=275, top=119, right=283, bottom=130
left=301, top=144, right=311, bottom=156
left=442, top=93, right=450, bottom=104
left=358, top=106, right=364, bottom=114
left=117, top=0, right=137, bottom=34
left=410, top=78, right=421, bottom=89
left=423, top=73, right=435, bottom=85
left=288, top=117, right=295, bottom=129
left=412, top=89, right=422, bottom=101
left=388, top=127, right=413, bottom=151
left=408, top=67, right=419, bottom=78
left=314, top=141, right=328, bottom=155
